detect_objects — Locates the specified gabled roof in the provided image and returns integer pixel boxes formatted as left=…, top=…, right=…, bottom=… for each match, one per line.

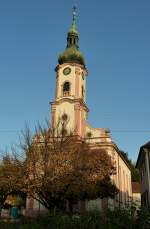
left=141, top=141, right=150, bottom=149
left=136, top=141, right=150, bottom=168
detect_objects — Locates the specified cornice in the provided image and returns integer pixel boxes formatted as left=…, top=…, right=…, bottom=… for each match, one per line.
left=50, top=98, right=89, bottom=112
left=55, top=62, right=88, bottom=75
left=87, top=140, right=132, bottom=171
left=112, top=142, right=132, bottom=171
left=86, top=122, right=106, bottom=132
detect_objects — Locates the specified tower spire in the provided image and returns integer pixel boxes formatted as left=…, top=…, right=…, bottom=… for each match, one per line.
left=58, top=5, right=85, bottom=66
left=68, top=4, right=78, bottom=36
left=72, top=4, right=77, bottom=25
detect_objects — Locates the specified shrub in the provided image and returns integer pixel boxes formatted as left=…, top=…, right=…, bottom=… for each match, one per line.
left=1, top=208, right=150, bottom=229
left=135, top=208, right=150, bottom=229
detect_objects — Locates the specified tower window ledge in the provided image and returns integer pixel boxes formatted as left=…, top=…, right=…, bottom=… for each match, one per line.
left=61, top=95, right=74, bottom=99
left=63, top=91, right=70, bottom=96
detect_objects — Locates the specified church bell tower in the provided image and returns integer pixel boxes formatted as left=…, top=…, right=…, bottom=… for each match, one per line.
left=51, top=6, right=89, bottom=138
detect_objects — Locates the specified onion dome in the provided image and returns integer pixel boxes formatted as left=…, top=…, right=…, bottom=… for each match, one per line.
left=58, top=6, right=85, bottom=67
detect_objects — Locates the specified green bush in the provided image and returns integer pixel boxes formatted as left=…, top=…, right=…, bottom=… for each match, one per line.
left=135, top=208, right=150, bottom=229
left=0, top=208, right=150, bottom=229
left=103, top=208, right=133, bottom=229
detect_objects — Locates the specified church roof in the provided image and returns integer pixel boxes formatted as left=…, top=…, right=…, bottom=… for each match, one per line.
left=58, top=6, right=85, bottom=67
left=58, top=47, right=85, bottom=66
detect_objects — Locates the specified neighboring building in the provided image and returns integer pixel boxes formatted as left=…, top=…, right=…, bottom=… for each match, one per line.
left=132, top=182, right=141, bottom=209
left=136, top=141, right=150, bottom=207
left=26, top=7, right=132, bottom=215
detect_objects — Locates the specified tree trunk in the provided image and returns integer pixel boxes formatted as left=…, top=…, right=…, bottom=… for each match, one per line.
left=68, top=200, right=73, bottom=217
left=53, top=206, right=56, bottom=216
left=0, top=203, right=2, bottom=218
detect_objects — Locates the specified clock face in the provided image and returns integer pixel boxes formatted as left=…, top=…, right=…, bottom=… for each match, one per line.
left=63, top=67, right=71, bottom=75
left=82, top=72, right=84, bottom=80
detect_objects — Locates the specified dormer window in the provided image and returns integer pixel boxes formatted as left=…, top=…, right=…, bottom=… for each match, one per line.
left=63, top=82, right=70, bottom=96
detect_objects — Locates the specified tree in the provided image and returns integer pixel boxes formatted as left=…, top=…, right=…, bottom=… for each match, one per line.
left=120, top=151, right=140, bottom=182
left=22, top=119, right=117, bottom=214
left=0, top=155, right=24, bottom=215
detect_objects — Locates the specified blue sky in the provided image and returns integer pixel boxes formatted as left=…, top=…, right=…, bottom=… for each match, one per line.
left=0, top=0, right=150, bottom=161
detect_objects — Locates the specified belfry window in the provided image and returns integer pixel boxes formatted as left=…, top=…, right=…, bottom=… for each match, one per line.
left=82, top=86, right=84, bottom=97
left=63, top=82, right=70, bottom=96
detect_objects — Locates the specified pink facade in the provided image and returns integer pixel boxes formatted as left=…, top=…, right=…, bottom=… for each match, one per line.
left=75, top=67, right=80, bottom=97
left=74, top=103, right=80, bottom=135
left=26, top=8, right=133, bottom=215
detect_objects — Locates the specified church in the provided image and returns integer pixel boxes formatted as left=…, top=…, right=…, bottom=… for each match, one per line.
left=26, top=7, right=132, bottom=214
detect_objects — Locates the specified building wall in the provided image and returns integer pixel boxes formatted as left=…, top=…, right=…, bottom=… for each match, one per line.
left=113, top=150, right=132, bottom=208
left=26, top=197, right=48, bottom=217
left=25, top=141, right=132, bottom=214
left=55, top=101, right=75, bottom=132
left=29, top=59, right=132, bottom=214
left=138, top=149, right=150, bottom=207
left=145, top=150, right=150, bottom=204
left=56, top=63, right=87, bottom=102
left=84, top=143, right=132, bottom=211
left=51, top=63, right=88, bottom=137
left=132, top=193, right=141, bottom=210
left=86, top=199, right=102, bottom=211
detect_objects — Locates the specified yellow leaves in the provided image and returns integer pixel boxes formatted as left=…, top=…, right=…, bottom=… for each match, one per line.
left=25, top=137, right=116, bottom=200
left=5, top=195, right=24, bottom=207
left=0, top=156, right=25, bottom=207
left=19, top=122, right=117, bottom=210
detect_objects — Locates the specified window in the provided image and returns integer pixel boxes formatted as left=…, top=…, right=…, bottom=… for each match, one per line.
left=63, top=82, right=70, bottom=96
left=62, top=113, right=68, bottom=121
left=61, top=128, right=67, bottom=136
left=82, top=86, right=84, bottom=97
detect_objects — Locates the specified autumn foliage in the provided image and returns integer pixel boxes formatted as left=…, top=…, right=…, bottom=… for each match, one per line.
left=21, top=120, right=117, bottom=213
left=0, top=119, right=117, bottom=214
left=0, top=155, right=24, bottom=213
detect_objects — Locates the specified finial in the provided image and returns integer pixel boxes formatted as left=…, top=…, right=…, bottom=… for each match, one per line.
left=68, top=4, right=78, bottom=37
left=72, top=4, right=77, bottom=23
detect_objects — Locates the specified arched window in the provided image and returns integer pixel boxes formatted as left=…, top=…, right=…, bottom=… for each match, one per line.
left=63, top=82, right=70, bottom=96
left=82, top=85, right=84, bottom=97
